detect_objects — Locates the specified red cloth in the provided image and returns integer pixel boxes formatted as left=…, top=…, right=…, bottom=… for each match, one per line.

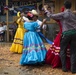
left=45, top=6, right=71, bottom=69
left=60, top=6, right=65, bottom=12
left=45, top=21, right=71, bottom=69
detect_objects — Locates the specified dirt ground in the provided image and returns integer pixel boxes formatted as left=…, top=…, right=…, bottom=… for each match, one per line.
left=0, top=43, right=75, bottom=75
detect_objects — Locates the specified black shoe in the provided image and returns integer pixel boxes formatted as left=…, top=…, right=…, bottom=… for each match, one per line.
left=62, top=68, right=68, bottom=72
left=72, top=71, right=76, bottom=74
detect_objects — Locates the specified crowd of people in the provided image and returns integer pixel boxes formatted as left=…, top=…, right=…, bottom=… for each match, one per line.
left=9, top=0, right=76, bottom=74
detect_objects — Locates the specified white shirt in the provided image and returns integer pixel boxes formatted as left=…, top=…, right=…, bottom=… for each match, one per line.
left=0, top=27, right=4, bottom=33
left=36, top=19, right=46, bottom=32
left=3, top=25, right=7, bottom=30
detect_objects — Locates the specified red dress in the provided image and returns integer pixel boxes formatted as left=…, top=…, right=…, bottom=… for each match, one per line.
left=45, top=21, right=71, bottom=69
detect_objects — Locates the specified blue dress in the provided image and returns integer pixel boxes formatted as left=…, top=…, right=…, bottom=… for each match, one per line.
left=20, top=21, right=47, bottom=65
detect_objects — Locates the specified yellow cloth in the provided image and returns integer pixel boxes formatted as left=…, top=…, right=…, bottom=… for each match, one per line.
left=10, top=18, right=26, bottom=53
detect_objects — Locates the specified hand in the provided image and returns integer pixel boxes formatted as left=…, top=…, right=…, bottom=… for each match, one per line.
left=43, top=19, right=46, bottom=23
left=43, top=5, right=48, bottom=11
left=40, top=19, right=47, bottom=28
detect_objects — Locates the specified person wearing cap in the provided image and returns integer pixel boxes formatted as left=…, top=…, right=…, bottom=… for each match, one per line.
left=20, top=12, right=47, bottom=65
left=45, top=0, right=76, bottom=73
left=10, top=11, right=28, bottom=53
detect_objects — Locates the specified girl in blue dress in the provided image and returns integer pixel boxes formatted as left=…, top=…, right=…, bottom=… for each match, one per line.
left=20, top=12, right=47, bottom=65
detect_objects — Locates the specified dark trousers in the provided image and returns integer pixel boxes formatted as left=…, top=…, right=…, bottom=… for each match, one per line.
left=60, top=33, right=76, bottom=72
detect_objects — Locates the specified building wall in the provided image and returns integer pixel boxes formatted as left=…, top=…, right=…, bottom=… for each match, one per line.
left=0, top=0, right=76, bottom=41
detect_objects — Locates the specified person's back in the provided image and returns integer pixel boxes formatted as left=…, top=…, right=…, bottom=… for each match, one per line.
left=61, top=9, right=76, bottom=32
left=17, top=18, right=24, bottom=28
left=59, top=1, right=76, bottom=73
left=10, top=11, right=26, bottom=53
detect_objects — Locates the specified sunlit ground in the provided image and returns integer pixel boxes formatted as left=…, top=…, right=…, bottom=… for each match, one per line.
left=0, top=43, right=74, bottom=75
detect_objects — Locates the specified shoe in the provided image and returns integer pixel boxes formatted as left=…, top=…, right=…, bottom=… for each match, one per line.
left=71, top=68, right=76, bottom=74
left=62, top=68, right=68, bottom=72
left=72, top=71, right=76, bottom=74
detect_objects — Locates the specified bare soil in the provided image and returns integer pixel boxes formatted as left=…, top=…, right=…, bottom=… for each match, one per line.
left=0, top=43, right=75, bottom=75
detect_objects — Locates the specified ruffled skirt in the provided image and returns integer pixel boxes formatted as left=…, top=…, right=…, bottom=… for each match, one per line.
left=20, top=31, right=47, bottom=65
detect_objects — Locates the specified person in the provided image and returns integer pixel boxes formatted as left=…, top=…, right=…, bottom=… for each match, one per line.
left=30, top=10, right=53, bottom=44
left=10, top=11, right=28, bottom=53
left=20, top=12, right=47, bottom=65
left=0, top=23, right=5, bottom=42
left=9, top=21, right=18, bottom=35
left=45, top=1, right=76, bottom=73
left=2, top=21, right=7, bottom=41
left=2, top=21, right=7, bottom=31
left=45, top=6, right=70, bottom=69
left=9, top=21, right=18, bottom=41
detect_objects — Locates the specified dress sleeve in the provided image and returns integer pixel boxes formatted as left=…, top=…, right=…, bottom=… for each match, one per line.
left=16, top=18, right=21, bottom=24
left=34, top=22, right=39, bottom=28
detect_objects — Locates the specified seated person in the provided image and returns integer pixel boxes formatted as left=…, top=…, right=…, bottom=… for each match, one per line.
left=0, top=23, right=5, bottom=41
left=9, top=21, right=17, bottom=41
left=2, top=21, right=7, bottom=41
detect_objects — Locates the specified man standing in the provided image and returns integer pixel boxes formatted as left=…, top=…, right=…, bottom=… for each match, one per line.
left=45, top=0, right=76, bottom=73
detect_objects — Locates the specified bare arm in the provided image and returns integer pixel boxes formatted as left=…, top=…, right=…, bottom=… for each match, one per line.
left=16, top=17, right=22, bottom=24
left=40, top=19, right=47, bottom=28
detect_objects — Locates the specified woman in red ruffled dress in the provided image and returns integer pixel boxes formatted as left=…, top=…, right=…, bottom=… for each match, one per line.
left=45, top=6, right=71, bottom=69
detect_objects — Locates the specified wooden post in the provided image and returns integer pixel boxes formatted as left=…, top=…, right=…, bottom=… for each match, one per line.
left=42, top=0, right=46, bottom=40
left=37, top=3, right=39, bottom=13
left=71, top=0, right=75, bottom=11
left=6, top=0, right=9, bottom=42
left=42, top=0, right=45, bottom=7
left=55, top=0, right=60, bottom=13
